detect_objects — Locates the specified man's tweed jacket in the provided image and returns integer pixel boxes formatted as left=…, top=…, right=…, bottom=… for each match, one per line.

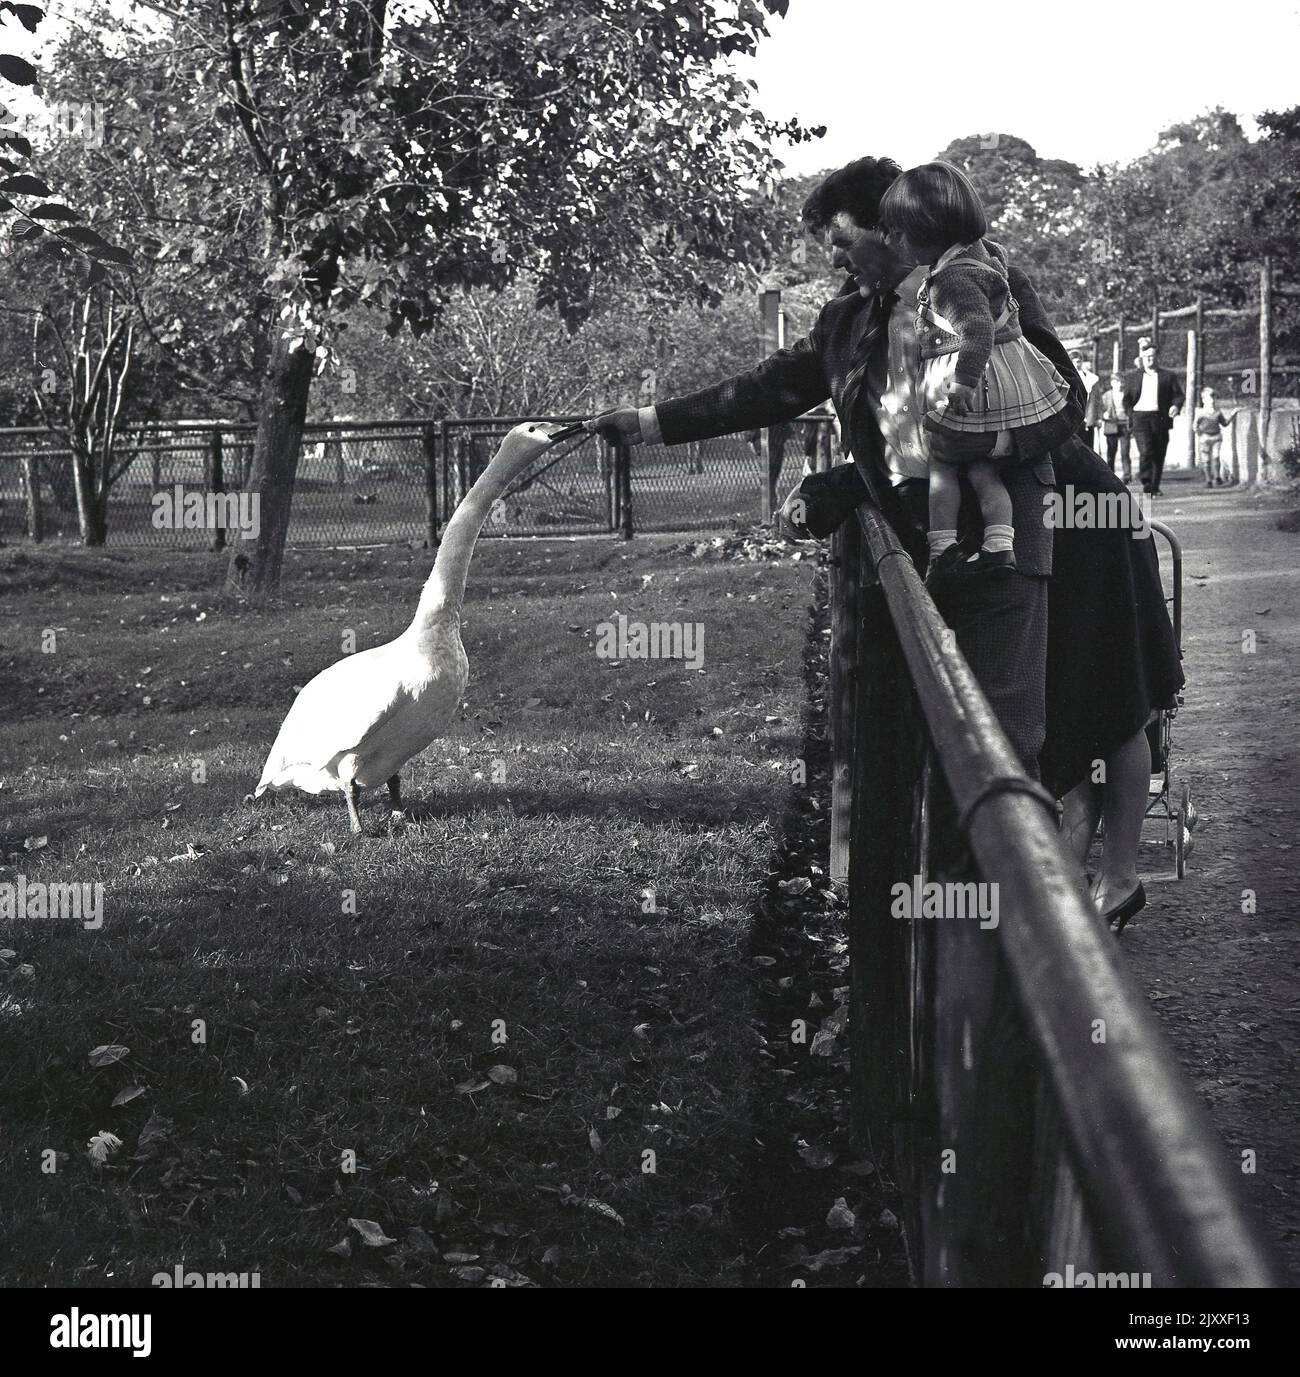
left=655, top=268, right=1088, bottom=573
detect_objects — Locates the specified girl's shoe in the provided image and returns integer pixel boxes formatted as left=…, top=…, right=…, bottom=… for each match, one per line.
left=965, top=548, right=1017, bottom=574
left=1101, top=881, right=1147, bottom=935
left=924, top=543, right=968, bottom=589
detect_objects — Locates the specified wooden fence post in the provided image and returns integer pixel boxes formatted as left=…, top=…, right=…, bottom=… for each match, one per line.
left=1259, top=256, right=1273, bottom=485
left=422, top=423, right=439, bottom=547
left=848, top=578, right=919, bottom=1166
left=618, top=437, right=633, bottom=540
left=21, top=453, right=44, bottom=542
left=1185, top=329, right=1198, bottom=470
left=759, top=428, right=773, bottom=525
left=439, top=419, right=451, bottom=520
left=829, top=515, right=861, bottom=884
left=207, top=426, right=226, bottom=553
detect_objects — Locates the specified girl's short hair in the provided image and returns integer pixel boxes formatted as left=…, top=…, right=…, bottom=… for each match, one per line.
left=878, top=162, right=988, bottom=248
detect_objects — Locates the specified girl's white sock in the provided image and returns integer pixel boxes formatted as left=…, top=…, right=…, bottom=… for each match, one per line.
left=982, top=524, right=1014, bottom=554
left=928, top=529, right=958, bottom=557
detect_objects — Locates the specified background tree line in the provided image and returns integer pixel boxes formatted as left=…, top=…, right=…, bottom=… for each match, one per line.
left=3, top=3, right=1297, bottom=583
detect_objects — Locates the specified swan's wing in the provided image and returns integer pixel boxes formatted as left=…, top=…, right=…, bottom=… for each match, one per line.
left=255, top=645, right=417, bottom=791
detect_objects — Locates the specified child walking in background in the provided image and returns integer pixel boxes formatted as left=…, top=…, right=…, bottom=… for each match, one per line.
left=1194, top=387, right=1233, bottom=487
left=878, top=162, right=1081, bottom=579
left=1100, top=373, right=1132, bottom=480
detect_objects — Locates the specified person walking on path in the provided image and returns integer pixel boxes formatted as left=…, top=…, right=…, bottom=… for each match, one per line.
left=1194, top=387, right=1234, bottom=487
left=1100, top=372, right=1132, bottom=480
left=1074, top=351, right=1103, bottom=449
left=1123, top=342, right=1184, bottom=496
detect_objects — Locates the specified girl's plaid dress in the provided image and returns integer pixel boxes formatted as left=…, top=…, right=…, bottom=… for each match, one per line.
left=917, top=238, right=1076, bottom=461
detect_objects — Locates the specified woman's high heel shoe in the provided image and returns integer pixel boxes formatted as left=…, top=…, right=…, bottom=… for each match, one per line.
left=1100, top=881, right=1147, bottom=935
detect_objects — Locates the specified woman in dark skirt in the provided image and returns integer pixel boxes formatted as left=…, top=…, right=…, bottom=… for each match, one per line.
left=1043, top=436, right=1184, bottom=929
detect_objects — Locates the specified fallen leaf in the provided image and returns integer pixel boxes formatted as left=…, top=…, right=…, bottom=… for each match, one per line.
left=826, top=1197, right=856, bottom=1230
left=797, top=1142, right=835, bottom=1170
left=88, top=1044, right=130, bottom=1068
left=349, top=1217, right=396, bottom=1247
left=111, top=1085, right=146, bottom=1108
left=136, top=1111, right=174, bottom=1154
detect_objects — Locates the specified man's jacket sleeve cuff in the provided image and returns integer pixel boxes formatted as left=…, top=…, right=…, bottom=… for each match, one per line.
left=637, top=406, right=663, bottom=445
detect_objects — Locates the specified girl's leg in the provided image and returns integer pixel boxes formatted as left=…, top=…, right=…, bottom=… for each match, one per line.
left=1092, top=726, right=1152, bottom=912
left=928, top=457, right=962, bottom=557
left=967, top=457, right=1014, bottom=551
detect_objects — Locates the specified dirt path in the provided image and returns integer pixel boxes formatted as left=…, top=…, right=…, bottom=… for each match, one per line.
left=1120, top=479, right=1300, bottom=1276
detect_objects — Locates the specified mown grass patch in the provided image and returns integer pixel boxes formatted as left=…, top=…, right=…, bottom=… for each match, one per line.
left=0, top=535, right=822, bottom=1287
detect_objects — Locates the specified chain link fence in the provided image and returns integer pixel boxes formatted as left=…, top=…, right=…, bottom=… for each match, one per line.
left=0, top=414, right=842, bottom=548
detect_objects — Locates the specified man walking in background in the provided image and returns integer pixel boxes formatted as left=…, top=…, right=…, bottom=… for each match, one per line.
left=1123, top=342, right=1184, bottom=496
left=1073, top=351, right=1102, bottom=450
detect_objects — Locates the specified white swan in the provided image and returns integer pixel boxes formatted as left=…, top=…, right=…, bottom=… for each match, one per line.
left=253, top=421, right=559, bottom=833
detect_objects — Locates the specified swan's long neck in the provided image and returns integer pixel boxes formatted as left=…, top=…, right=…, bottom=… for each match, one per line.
left=409, top=446, right=524, bottom=631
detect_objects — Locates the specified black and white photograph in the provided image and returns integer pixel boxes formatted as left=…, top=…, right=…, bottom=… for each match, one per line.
left=0, top=0, right=1296, bottom=1331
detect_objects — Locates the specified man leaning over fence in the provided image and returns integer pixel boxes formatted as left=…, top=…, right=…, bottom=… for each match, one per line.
left=590, top=155, right=1183, bottom=928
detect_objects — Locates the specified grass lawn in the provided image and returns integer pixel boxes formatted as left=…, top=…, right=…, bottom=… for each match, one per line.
left=0, top=532, right=843, bottom=1288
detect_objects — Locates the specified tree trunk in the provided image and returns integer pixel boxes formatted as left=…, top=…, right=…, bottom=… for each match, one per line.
left=71, top=445, right=106, bottom=546
left=226, top=323, right=315, bottom=595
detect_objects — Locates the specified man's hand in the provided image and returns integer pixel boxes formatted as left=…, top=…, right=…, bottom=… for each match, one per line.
left=775, top=486, right=813, bottom=543
left=945, top=381, right=978, bottom=416
left=586, top=407, right=643, bottom=445
left=1168, top=405, right=1181, bottom=420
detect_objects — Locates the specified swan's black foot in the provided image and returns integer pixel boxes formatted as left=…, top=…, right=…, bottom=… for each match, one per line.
left=386, top=774, right=433, bottom=823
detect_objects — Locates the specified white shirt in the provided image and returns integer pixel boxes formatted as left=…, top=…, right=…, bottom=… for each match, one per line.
left=641, top=266, right=931, bottom=488
left=1134, top=369, right=1161, bottom=411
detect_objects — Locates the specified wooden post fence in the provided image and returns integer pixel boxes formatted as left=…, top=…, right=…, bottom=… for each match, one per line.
left=827, top=502, right=1285, bottom=1286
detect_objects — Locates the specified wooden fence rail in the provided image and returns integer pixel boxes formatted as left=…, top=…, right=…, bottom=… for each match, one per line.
left=830, top=502, right=1284, bottom=1288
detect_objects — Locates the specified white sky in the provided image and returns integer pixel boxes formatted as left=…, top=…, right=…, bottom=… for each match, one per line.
left=740, top=0, right=1300, bottom=175
left=6, top=0, right=1299, bottom=176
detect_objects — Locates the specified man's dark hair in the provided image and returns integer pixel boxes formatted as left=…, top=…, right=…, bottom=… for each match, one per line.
left=801, top=156, right=903, bottom=233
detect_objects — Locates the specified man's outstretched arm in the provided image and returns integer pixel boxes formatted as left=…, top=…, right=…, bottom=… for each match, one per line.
left=588, top=328, right=829, bottom=447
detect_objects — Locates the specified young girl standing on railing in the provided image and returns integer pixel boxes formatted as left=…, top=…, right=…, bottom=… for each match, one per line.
left=878, top=163, right=1081, bottom=581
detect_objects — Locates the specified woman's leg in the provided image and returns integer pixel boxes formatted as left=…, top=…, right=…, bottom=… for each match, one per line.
left=1091, top=725, right=1152, bottom=911
left=1060, top=779, right=1102, bottom=866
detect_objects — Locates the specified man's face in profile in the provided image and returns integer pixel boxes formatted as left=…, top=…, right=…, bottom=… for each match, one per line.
left=826, top=210, right=909, bottom=296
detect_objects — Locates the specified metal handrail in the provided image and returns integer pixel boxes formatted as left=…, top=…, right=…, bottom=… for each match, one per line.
left=849, top=502, right=1281, bottom=1287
